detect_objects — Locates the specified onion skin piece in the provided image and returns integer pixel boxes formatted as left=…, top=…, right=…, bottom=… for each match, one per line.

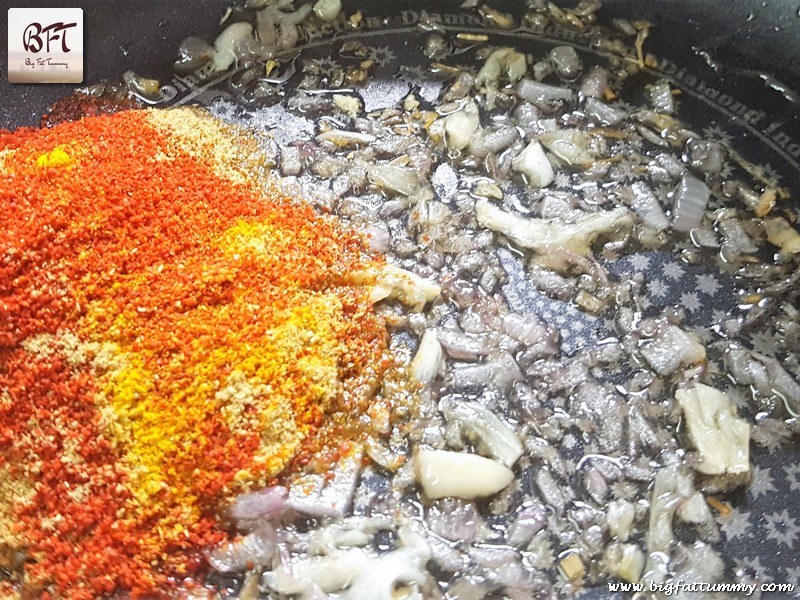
left=415, top=449, right=514, bottom=500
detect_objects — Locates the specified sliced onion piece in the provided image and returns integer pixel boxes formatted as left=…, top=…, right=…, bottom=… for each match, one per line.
left=415, top=449, right=514, bottom=499
left=672, top=173, right=709, bottom=232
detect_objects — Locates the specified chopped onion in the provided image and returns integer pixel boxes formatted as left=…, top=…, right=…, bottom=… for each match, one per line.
left=208, top=525, right=277, bottom=573
left=475, top=199, right=633, bottom=257
left=649, top=80, right=674, bottom=114
left=410, top=330, right=444, bottom=384
left=686, top=139, right=723, bottom=173
left=583, top=97, right=625, bottom=125
left=451, top=352, right=523, bottom=393
left=604, top=543, right=645, bottom=584
left=341, top=545, right=431, bottom=600
left=606, top=499, right=635, bottom=542
left=764, top=217, right=800, bottom=254
left=580, top=66, right=609, bottom=99
left=440, top=398, right=524, bottom=467
left=415, top=449, right=514, bottom=499
left=538, top=129, right=596, bottom=165
left=367, top=163, right=433, bottom=199
left=437, top=329, right=491, bottom=361
left=720, top=217, right=759, bottom=259
left=646, top=464, right=692, bottom=556
left=671, top=173, right=709, bottom=232
left=313, top=0, right=342, bottom=22
left=501, top=313, right=557, bottom=349
left=287, top=454, right=363, bottom=518
left=677, top=383, right=750, bottom=483
left=476, top=48, right=527, bottom=86
left=677, top=492, right=713, bottom=525
left=511, top=140, right=555, bottom=187
left=265, top=548, right=371, bottom=594
left=426, top=498, right=483, bottom=544
left=317, top=130, right=376, bottom=148
left=359, top=264, right=440, bottom=312
left=506, top=504, right=548, bottom=547
left=333, top=94, right=362, bottom=118
left=468, top=126, right=519, bottom=158
left=535, top=468, right=565, bottom=516
left=229, top=486, right=288, bottom=522
left=516, top=78, right=575, bottom=104
left=445, top=103, right=480, bottom=151
left=211, top=22, right=255, bottom=72
left=756, top=354, right=800, bottom=416
left=639, top=324, right=706, bottom=376
left=173, top=36, right=213, bottom=73
left=630, top=181, right=669, bottom=230
left=549, top=46, right=583, bottom=80
left=724, top=346, right=771, bottom=395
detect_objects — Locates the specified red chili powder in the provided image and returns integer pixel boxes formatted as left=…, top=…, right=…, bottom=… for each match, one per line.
left=0, top=107, right=390, bottom=598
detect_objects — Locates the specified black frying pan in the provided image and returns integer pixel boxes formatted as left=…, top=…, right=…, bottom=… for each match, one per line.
left=2, top=1, right=800, bottom=130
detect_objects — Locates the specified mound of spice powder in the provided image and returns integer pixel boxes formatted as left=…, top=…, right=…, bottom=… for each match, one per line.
left=0, top=107, right=392, bottom=598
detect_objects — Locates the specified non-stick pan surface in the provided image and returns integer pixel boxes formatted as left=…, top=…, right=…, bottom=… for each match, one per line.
left=2, top=0, right=799, bottom=596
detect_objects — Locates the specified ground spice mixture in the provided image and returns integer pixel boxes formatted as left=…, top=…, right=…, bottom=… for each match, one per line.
left=0, top=108, right=391, bottom=598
